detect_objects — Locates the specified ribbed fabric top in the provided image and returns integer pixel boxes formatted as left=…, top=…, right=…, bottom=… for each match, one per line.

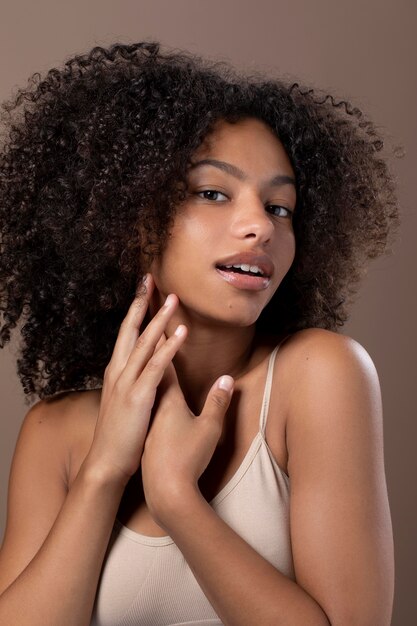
left=91, top=341, right=294, bottom=626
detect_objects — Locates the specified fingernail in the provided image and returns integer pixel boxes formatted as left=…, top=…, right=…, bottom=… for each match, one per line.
left=165, top=294, right=175, bottom=307
left=174, top=324, right=185, bottom=336
left=218, top=375, right=234, bottom=392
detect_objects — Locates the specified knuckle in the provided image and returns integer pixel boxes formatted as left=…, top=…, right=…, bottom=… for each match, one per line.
left=146, top=356, right=161, bottom=373
left=132, top=294, right=147, bottom=310
left=112, top=376, right=129, bottom=398
left=103, top=364, right=116, bottom=383
left=134, top=334, right=146, bottom=351
left=211, top=393, right=228, bottom=409
left=132, top=294, right=148, bottom=316
left=128, top=298, right=146, bottom=323
left=122, top=385, right=144, bottom=408
left=124, top=387, right=140, bottom=407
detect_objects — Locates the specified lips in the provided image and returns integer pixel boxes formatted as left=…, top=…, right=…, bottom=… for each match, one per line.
left=215, top=251, right=274, bottom=278
left=214, top=251, right=274, bottom=292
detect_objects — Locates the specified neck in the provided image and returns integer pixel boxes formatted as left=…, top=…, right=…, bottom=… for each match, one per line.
left=173, top=324, right=257, bottom=414
left=148, top=294, right=259, bottom=415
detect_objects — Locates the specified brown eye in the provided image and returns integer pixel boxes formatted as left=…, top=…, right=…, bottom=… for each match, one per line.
left=267, top=205, right=293, bottom=218
left=196, top=190, right=228, bottom=201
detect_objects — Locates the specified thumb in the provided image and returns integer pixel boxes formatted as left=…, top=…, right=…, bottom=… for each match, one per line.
left=201, top=375, right=234, bottom=429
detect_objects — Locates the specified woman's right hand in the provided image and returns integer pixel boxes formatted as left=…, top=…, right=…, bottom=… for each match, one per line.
left=84, top=273, right=187, bottom=486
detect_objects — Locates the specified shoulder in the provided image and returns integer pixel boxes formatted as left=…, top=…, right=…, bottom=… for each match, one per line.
left=26, top=388, right=100, bottom=436
left=267, top=327, right=382, bottom=473
left=0, top=389, right=101, bottom=594
left=277, top=327, right=380, bottom=411
left=279, top=326, right=376, bottom=367
left=276, top=329, right=393, bottom=624
left=278, top=327, right=383, bottom=461
left=21, top=389, right=101, bottom=487
left=271, top=327, right=380, bottom=423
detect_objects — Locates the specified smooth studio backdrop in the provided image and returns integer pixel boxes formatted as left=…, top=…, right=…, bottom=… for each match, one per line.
left=0, top=1, right=416, bottom=624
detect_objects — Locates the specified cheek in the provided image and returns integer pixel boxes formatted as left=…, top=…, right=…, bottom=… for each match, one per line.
left=149, top=227, right=205, bottom=291
left=169, top=215, right=219, bottom=266
left=275, top=230, right=296, bottom=274
left=182, top=213, right=220, bottom=243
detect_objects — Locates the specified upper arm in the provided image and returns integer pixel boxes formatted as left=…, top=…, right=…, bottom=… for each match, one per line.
left=285, top=329, right=394, bottom=626
left=0, top=399, right=69, bottom=595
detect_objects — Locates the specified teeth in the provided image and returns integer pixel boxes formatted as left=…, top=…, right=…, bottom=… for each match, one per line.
left=223, top=263, right=264, bottom=276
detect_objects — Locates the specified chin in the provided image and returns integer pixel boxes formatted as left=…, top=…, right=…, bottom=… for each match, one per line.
left=207, top=305, right=264, bottom=328
left=175, top=288, right=271, bottom=328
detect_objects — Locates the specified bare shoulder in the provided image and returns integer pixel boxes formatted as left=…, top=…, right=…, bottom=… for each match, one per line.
left=24, top=389, right=101, bottom=487
left=280, top=326, right=375, bottom=363
left=0, top=389, right=100, bottom=594
left=276, top=328, right=393, bottom=624
left=278, top=327, right=380, bottom=413
left=49, top=390, right=101, bottom=483
left=279, top=326, right=384, bottom=466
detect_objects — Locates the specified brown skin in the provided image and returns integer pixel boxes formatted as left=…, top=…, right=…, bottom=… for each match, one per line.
left=70, top=114, right=300, bottom=495
left=137, top=116, right=297, bottom=524
left=0, top=118, right=394, bottom=625
left=148, top=117, right=297, bottom=415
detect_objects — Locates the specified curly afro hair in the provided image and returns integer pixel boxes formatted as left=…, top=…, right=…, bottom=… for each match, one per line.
left=0, top=41, right=400, bottom=404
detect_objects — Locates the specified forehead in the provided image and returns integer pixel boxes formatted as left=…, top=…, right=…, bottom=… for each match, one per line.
left=190, top=117, right=295, bottom=180
left=192, top=118, right=294, bottom=175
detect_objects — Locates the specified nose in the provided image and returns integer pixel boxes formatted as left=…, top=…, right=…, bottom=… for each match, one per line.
left=230, top=197, right=275, bottom=243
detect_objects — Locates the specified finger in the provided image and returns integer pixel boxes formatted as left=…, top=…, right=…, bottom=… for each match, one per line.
left=152, top=329, right=185, bottom=399
left=121, top=295, right=181, bottom=385
left=157, top=350, right=181, bottom=396
left=153, top=332, right=170, bottom=389
left=107, top=273, right=154, bottom=371
left=154, top=331, right=167, bottom=352
left=134, top=324, right=188, bottom=393
left=200, top=375, right=234, bottom=430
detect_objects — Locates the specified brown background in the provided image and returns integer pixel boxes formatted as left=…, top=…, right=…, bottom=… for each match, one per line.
left=0, top=1, right=415, bottom=623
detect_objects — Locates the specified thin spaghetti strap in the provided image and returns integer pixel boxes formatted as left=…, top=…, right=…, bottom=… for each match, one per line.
left=259, top=335, right=291, bottom=435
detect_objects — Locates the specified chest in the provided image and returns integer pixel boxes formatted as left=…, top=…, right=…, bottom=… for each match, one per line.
left=68, top=349, right=290, bottom=539
left=90, top=426, right=294, bottom=625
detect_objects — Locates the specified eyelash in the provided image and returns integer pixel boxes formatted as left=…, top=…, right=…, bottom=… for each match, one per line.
left=195, top=189, right=293, bottom=219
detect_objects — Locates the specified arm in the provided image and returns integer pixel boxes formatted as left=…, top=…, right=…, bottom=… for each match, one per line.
left=158, top=487, right=331, bottom=626
left=154, top=330, right=394, bottom=626
left=286, top=330, right=394, bottom=625
left=0, top=277, right=188, bottom=625
left=0, top=399, right=127, bottom=626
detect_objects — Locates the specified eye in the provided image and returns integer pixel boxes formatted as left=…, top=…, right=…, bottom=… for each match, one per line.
left=266, top=205, right=293, bottom=219
left=196, top=189, right=228, bottom=202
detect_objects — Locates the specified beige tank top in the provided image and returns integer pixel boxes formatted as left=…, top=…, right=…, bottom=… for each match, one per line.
left=91, top=342, right=295, bottom=626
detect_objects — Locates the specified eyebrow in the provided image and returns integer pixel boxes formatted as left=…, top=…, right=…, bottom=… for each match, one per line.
left=188, top=158, right=296, bottom=188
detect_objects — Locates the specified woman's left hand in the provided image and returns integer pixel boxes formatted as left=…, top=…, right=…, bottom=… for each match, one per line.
left=140, top=329, right=234, bottom=531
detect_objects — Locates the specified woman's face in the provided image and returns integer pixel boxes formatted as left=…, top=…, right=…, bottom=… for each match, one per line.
left=150, top=116, right=297, bottom=328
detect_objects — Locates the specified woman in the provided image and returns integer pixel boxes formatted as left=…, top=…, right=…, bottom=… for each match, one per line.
left=0, top=41, right=398, bottom=625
